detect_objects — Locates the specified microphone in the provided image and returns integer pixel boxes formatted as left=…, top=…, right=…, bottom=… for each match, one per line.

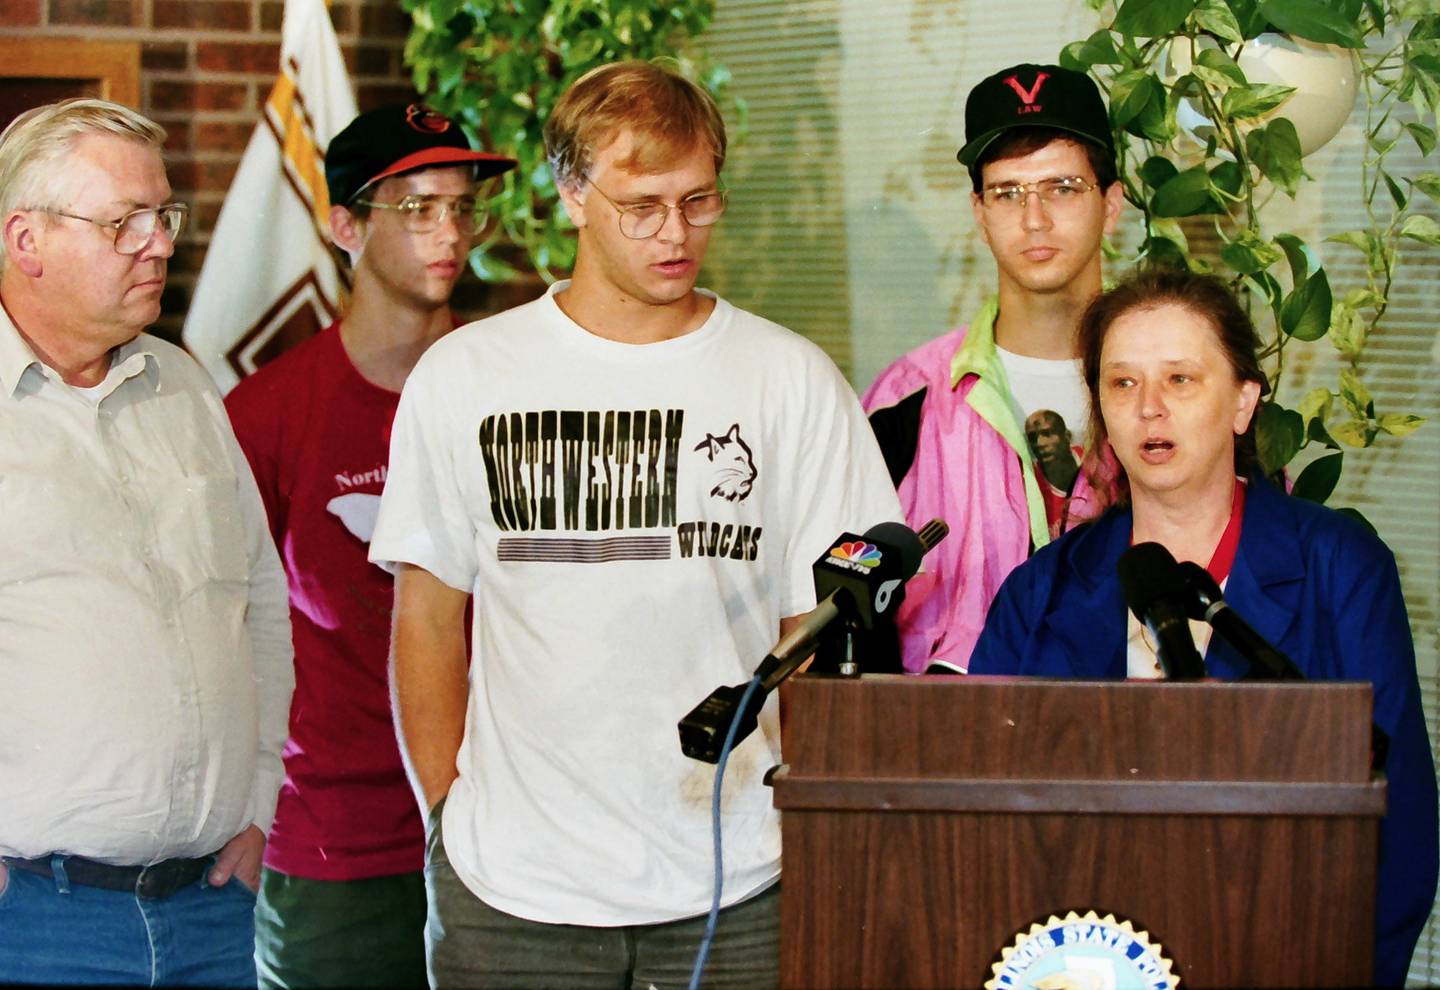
left=1116, top=542, right=1207, bottom=679
left=678, top=519, right=948, bottom=763
left=1173, top=561, right=1304, bottom=680
left=760, top=518, right=944, bottom=682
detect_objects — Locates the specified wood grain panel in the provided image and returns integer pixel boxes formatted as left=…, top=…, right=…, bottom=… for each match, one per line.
left=780, top=675, right=1374, bottom=782
left=776, top=676, right=1380, bottom=988
left=781, top=810, right=1376, bottom=988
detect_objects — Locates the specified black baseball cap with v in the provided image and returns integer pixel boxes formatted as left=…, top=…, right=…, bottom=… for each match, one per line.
left=326, top=103, right=517, bottom=207
left=956, top=63, right=1114, bottom=173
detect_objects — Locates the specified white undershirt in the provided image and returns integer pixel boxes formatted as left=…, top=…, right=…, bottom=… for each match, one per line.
left=995, top=346, right=1090, bottom=451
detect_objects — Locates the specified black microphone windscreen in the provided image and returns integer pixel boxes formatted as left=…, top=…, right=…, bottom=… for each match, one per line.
left=861, top=521, right=925, bottom=579
left=1116, top=542, right=1189, bottom=621
left=1175, top=560, right=1223, bottom=618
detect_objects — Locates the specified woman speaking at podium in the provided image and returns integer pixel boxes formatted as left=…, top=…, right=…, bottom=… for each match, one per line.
left=969, top=269, right=1436, bottom=985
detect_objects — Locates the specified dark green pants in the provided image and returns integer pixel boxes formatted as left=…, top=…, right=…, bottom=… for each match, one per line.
left=254, top=867, right=428, bottom=989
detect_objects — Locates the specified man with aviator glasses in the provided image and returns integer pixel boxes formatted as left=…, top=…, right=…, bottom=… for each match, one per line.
left=863, top=63, right=1125, bottom=675
left=225, top=103, right=515, bottom=989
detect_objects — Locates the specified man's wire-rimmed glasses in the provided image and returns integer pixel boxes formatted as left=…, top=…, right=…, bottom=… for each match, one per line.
left=352, top=194, right=483, bottom=236
left=980, top=175, right=1097, bottom=212
left=41, top=203, right=189, bottom=255
left=584, top=179, right=728, bottom=239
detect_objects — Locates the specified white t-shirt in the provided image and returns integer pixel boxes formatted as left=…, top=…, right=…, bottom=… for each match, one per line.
left=996, top=346, right=1088, bottom=496
left=370, top=283, right=902, bottom=926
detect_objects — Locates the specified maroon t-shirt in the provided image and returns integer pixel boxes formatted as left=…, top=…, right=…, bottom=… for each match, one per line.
left=226, top=323, right=421, bottom=880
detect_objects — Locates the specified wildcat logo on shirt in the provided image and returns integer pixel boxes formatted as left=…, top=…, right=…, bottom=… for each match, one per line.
left=477, top=409, right=765, bottom=565
left=693, top=423, right=757, bottom=503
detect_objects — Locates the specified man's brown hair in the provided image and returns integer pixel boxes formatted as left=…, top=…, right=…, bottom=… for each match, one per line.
left=544, top=60, right=726, bottom=190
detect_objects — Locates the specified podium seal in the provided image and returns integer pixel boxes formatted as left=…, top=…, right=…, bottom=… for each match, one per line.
left=985, top=910, right=1179, bottom=990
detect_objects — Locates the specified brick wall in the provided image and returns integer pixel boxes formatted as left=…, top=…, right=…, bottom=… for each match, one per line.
left=0, top=0, right=531, bottom=343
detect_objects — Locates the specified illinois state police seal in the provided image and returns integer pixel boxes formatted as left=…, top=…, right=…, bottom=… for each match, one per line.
left=986, top=910, right=1178, bottom=990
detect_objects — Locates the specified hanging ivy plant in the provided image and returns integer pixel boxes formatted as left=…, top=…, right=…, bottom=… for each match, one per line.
left=1061, top=0, right=1438, bottom=508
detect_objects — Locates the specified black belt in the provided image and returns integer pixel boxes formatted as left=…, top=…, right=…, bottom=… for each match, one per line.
left=3, top=853, right=213, bottom=899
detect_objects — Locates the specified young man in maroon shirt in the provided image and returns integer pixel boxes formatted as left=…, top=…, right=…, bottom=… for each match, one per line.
left=225, top=104, right=513, bottom=989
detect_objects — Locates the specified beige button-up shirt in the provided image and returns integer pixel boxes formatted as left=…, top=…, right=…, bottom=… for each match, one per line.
left=0, top=305, right=293, bottom=864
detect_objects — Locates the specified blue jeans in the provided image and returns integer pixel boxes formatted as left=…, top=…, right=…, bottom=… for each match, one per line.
left=0, top=858, right=259, bottom=987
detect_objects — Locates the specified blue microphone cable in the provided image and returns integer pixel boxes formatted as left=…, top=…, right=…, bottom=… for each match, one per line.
left=687, top=672, right=764, bottom=990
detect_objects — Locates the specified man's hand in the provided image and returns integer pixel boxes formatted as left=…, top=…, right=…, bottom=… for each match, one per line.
left=208, top=824, right=265, bottom=892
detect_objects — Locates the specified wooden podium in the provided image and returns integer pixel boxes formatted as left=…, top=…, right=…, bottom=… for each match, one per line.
left=771, top=675, right=1385, bottom=988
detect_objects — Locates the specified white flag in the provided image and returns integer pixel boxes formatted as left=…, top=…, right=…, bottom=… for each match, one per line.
left=183, top=0, right=357, bottom=393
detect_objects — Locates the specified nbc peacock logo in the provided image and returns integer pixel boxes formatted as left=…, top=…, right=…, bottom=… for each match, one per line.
left=830, top=541, right=882, bottom=568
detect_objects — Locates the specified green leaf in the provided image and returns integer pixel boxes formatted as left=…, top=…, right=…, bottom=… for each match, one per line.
left=1246, top=118, right=1305, bottom=196
left=1193, top=47, right=1248, bottom=89
left=1110, top=71, right=1171, bottom=141
left=1225, top=0, right=1271, bottom=37
left=1405, top=122, right=1437, bottom=156
left=1339, top=368, right=1372, bottom=420
left=1291, top=452, right=1343, bottom=503
left=1060, top=30, right=1123, bottom=71
left=1329, top=302, right=1368, bottom=361
left=1414, top=173, right=1440, bottom=204
left=1193, top=0, right=1246, bottom=43
left=1342, top=287, right=1383, bottom=311
left=1151, top=166, right=1223, bottom=216
left=1245, top=270, right=1285, bottom=324
left=1377, top=413, right=1425, bottom=437
left=1220, top=229, right=1283, bottom=274
left=1222, top=82, right=1296, bottom=119
left=1109, top=70, right=1151, bottom=128
left=1400, top=214, right=1440, bottom=247
left=1280, top=268, right=1332, bottom=340
left=1258, top=0, right=1365, bottom=47
left=1382, top=173, right=1407, bottom=211
left=1327, top=419, right=1372, bottom=448
left=1139, top=156, right=1180, bottom=189
left=1326, top=229, right=1375, bottom=260
left=1256, top=402, right=1305, bottom=474
left=1306, top=417, right=1338, bottom=448
left=1113, top=0, right=1197, bottom=37
left=1368, top=126, right=1401, bottom=156
left=1296, top=387, right=1333, bottom=428
left=1364, top=0, right=1385, bottom=33
left=1209, top=159, right=1245, bottom=199
left=1143, top=235, right=1193, bottom=269
left=1272, top=232, right=1315, bottom=284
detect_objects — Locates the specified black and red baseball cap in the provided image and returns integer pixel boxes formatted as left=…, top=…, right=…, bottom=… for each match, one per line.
left=325, top=103, right=517, bottom=207
left=956, top=63, right=1114, bottom=172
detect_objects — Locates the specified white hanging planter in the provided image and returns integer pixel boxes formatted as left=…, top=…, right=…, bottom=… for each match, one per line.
left=1170, top=32, right=1359, bottom=157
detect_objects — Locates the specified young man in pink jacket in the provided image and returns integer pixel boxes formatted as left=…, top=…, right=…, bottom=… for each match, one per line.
left=863, top=63, right=1122, bottom=673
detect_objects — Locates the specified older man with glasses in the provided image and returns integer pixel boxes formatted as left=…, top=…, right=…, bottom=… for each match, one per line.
left=368, top=59, right=900, bottom=988
left=863, top=63, right=1125, bottom=675
left=0, top=98, right=293, bottom=986
left=223, top=103, right=515, bottom=990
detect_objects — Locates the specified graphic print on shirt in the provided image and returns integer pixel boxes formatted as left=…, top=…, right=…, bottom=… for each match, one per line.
left=477, top=409, right=763, bottom=564
left=692, top=424, right=757, bottom=503
left=1023, top=409, right=1082, bottom=496
left=326, top=463, right=388, bottom=543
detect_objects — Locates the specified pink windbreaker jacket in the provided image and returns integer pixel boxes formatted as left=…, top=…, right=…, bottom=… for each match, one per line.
left=862, top=299, right=1097, bottom=672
